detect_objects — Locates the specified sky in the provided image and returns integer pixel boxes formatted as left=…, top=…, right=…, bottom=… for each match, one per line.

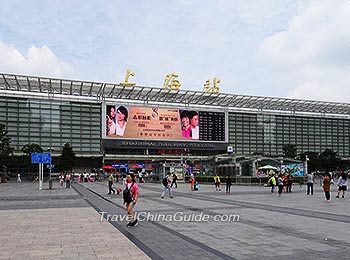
left=0, top=0, right=349, bottom=102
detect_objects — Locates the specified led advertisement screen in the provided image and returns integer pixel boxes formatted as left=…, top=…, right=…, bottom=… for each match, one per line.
left=281, top=163, right=305, bottom=177
left=104, top=105, right=226, bottom=142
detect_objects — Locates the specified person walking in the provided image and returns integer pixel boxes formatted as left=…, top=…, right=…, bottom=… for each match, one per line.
left=282, top=173, right=288, bottom=193
left=335, top=171, right=348, bottom=198
left=323, top=172, right=331, bottom=202
left=277, top=174, right=284, bottom=197
left=190, top=173, right=195, bottom=191
left=107, top=172, right=115, bottom=195
left=59, top=173, right=64, bottom=188
left=287, top=173, right=293, bottom=193
left=214, top=174, right=221, bottom=191
left=306, top=172, right=314, bottom=195
left=170, top=173, right=178, bottom=188
left=123, top=174, right=139, bottom=227
left=122, top=174, right=127, bottom=186
left=268, top=174, right=276, bottom=194
left=225, top=175, right=232, bottom=194
left=161, top=172, right=174, bottom=199
left=16, top=173, right=21, bottom=183
left=65, top=172, right=71, bottom=188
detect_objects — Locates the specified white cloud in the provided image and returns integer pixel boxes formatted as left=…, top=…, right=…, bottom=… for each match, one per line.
left=0, top=41, right=73, bottom=78
left=1, top=0, right=349, bottom=103
left=288, top=81, right=331, bottom=100
left=259, top=0, right=350, bottom=102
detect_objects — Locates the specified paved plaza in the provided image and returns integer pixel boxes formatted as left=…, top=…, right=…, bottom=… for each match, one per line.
left=0, top=180, right=350, bottom=259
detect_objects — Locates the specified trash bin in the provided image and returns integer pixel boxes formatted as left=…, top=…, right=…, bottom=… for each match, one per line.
left=49, top=179, right=53, bottom=190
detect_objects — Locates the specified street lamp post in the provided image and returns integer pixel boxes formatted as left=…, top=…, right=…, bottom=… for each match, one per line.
left=305, top=155, right=309, bottom=176
left=47, top=148, right=54, bottom=179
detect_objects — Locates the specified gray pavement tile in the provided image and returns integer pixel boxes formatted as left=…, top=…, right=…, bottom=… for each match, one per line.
left=2, top=181, right=350, bottom=260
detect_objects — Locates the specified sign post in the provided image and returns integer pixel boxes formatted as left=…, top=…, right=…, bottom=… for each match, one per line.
left=31, top=153, right=52, bottom=190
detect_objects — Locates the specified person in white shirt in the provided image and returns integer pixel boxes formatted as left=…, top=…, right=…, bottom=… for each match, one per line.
left=115, top=106, right=128, bottom=136
left=17, top=173, right=21, bottom=183
left=306, top=172, right=314, bottom=195
left=335, top=171, right=348, bottom=198
left=189, top=111, right=199, bottom=139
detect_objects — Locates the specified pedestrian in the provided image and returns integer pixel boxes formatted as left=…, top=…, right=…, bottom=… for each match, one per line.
left=161, top=172, right=174, bottom=199
left=329, top=171, right=334, bottom=185
left=122, top=174, right=127, bottom=186
left=287, top=173, right=293, bottom=193
left=16, top=173, right=21, bottom=183
left=171, top=173, right=178, bottom=188
left=277, top=174, right=284, bottom=197
left=138, top=171, right=143, bottom=183
left=65, top=172, right=71, bottom=188
left=214, top=174, right=221, bottom=191
left=59, top=173, right=64, bottom=188
left=225, top=175, right=232, bottom=194
left=268, top=174, right=276, bottom=194
left=123, top=173, right=139, bottom=227
left=190, top=174, right=196, bottom=191
left=282, top=173, right=288, bottom=193
left=323, top=172, right=331, bottom=202
left=107, top=172, right=115, bottom=195
left=306, top=172, right=314, bottom=195
left=335, top=171, right=348, bottom=199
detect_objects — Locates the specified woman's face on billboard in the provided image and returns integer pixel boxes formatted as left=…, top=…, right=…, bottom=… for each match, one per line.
left=110, top=107, right=116, bottom=117
left=182, top=116, right=190, bottom=128
left=117, top=110, right=126, bottom=121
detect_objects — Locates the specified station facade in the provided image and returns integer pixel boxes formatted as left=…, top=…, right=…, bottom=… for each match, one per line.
left=1, top=73, right=350, bottom=176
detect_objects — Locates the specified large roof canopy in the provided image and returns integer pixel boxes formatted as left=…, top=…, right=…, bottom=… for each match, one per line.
left=1, top=73, right=350, bottom=115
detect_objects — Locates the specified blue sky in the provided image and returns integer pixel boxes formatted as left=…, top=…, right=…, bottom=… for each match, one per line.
left=0, top=0, right=349, bottom=102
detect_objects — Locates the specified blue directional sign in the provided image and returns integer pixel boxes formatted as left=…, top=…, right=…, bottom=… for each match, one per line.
left=31, top=153, right=52, bottom=164
left=46, top=164, right=55, bottom=169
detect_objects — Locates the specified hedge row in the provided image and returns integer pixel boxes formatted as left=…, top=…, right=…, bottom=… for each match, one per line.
left=184, top=176, right=308, bottom=185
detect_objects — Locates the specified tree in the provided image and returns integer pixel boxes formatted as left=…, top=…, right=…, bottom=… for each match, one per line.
left=299, top=151, right=320, bottom=174
left=21, top=143, right=43, bottom=171
left=0, top=123, right=13, bottom=167
left=59, top=143, right=76, bottom=172
left=21, top=143, right=43, bottom=155
left=283, top=144, right=297, bottom=159
left=319, top=149, right=340, bottom=172
left=0, top=123, right=14, bottom=169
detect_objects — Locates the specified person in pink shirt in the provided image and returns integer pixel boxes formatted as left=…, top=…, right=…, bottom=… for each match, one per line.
left=123, top=173, right=139, bottom=227
left=180, top=110, right=191, bottom=138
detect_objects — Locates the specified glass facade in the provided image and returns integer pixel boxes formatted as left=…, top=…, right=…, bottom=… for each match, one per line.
left=229, top=112, right=350, bottom=157
left=0, top=96, right=102, bottom=155
left=1, top=96, right=350, bottom=159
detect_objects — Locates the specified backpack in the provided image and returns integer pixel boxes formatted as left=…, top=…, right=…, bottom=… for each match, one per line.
left=123, top=183, right=134, bottom=204
left=194, top=182, right=199, bottom=191
left=162, top=177, right=169, bottom=187
left=269, top=178, right=273, bottom=185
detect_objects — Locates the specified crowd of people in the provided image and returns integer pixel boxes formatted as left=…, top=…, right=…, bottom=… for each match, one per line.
left=266, top=170, right=348, bottom=202
left=268, top=172, right=294, bottom=196
left=58, top=172, right=72, bottom=188
left=212, top=174, right=232, bottom=194
left=34, top=168, right=347, bottom=229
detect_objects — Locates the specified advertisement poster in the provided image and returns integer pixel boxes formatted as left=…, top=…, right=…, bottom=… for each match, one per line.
left=282, top=163, right=304, bottom=176
left=105, top=105, right=226, bottom=142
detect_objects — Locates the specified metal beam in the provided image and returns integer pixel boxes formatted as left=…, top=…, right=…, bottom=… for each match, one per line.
left=1, top=73, right=350, bottom=116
